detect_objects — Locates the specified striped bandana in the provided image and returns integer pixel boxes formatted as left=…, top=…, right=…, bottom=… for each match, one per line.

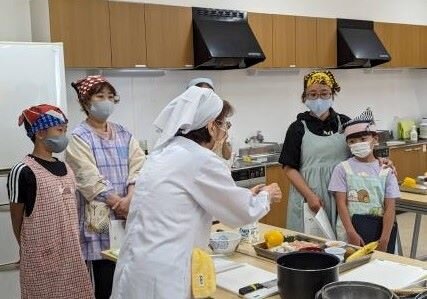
left=18, top=104, right=68, bottom=138
left=343, top=108, right=376, bottom=137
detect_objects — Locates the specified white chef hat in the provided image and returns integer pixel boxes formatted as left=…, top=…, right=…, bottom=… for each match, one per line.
left=153, top=86, right=223, bottom=150
left=187, top=77, right=215, bottom=90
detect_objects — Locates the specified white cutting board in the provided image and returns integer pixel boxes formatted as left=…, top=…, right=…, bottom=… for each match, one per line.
left=340, top=259, right=427, bottom=289
left=216, top=263, right=276, bottom=295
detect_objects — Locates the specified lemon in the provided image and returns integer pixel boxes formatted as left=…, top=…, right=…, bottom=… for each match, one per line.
left=264, top=230, right=284, bottom=248
left=402, top=177, right=417, bottom=188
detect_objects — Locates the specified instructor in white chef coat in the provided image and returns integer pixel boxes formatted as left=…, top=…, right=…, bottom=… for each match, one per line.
left=111, top=86, right=281, bottom=299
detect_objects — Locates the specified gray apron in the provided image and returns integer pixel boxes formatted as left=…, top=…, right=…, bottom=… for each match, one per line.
left=286, top=118, right=350, bottom=233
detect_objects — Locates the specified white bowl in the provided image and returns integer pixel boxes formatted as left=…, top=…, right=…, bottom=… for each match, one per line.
left=325, top=247, right=346, bottom=262
left=325, top=241, right=347, bottom=248
left=209, top=231, right=241, bottom=254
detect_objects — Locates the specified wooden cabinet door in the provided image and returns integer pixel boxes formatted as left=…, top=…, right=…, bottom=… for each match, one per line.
left=272, top=15, right=296, bottom=68
left=260, top=165, right=290, bottom=228
left=295, top=16, right=317, bottom=68
left=317, top=18, right=337, bottom=68
left=420, top=25, right=427, bottom=67
left=145, top=4, right=193, bottom=68
left=389, top=145, right=427, bottom=182
left=109, top=2, right=146, bottom=68
left=374, top=22, right=420, bottom=67
left=374, top=22, right=393, bottom=67
left=248, top=12, right=273, bottom=68
left=48, top=0, right=111, bottom=68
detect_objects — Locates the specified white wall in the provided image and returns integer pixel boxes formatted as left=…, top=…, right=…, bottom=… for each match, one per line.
left=65, top=68, right=427, bottom=151
left=0, top=0, right=32, bottom=41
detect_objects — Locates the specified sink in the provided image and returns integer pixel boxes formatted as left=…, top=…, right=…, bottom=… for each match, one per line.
left=239, top=142, right=282, bottom=157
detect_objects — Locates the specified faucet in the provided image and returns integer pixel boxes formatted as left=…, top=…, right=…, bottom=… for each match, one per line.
left=245, top=131, right=264, bottom=144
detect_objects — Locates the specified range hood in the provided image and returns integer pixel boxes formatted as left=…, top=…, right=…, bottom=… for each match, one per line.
left=192, top=7, right=265, bottom=69
left=337, top=19, right=391, bottom=68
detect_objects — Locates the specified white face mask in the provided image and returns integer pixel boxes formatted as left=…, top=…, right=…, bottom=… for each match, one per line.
left=349, top=141, right=373, bottom=158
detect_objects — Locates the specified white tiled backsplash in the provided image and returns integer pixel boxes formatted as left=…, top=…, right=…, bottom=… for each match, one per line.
left=65, top=68, right=427, bottom=151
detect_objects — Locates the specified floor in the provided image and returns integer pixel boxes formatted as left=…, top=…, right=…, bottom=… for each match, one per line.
left=397, top=212, right=427, bottom=259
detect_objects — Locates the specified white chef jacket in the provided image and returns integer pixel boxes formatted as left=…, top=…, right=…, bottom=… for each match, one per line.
left=111, top=136, right=270, bottom=299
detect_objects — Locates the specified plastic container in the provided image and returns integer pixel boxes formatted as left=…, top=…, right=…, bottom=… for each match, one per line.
left=410, top=125, right=418, bottom=142
left=239, top=222, right=259, bottom=243
left=420, top=118, right=427, bottom=139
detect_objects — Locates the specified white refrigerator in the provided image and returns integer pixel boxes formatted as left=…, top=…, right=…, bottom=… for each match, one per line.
left=0, top=42, right=67, bottom=298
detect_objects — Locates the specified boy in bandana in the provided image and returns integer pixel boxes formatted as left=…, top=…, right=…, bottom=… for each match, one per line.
left=7, top=104, right=94, bottom=299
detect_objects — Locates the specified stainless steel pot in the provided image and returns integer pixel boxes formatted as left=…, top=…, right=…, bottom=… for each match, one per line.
left=315, top=281, right=396, bottom=299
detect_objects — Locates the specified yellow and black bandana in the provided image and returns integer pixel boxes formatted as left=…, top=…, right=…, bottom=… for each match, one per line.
left=303, top=70, right=341, bottom=93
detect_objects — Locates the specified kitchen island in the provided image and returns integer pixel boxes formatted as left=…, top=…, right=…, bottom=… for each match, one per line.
left=102, top=222, right=427, bottom=299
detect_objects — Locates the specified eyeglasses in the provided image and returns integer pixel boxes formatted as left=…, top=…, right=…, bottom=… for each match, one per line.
left=305, top=92, right=332, bottom=100
left=215, top=120, right=232, bottom=130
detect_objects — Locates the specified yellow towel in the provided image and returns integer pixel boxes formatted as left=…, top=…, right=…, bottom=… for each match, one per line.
left=397, top=119, right=415, bottom=139
left=192, top=248, right=216, bottom=298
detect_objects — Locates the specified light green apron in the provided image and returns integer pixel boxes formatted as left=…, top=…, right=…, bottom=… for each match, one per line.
left=286, top=118, right=349, bottom=233
left=336, top=161, right=390, bottom=241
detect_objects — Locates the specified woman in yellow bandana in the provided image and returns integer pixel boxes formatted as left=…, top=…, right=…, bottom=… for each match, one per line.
left=279, top=70, right=350, bottom=234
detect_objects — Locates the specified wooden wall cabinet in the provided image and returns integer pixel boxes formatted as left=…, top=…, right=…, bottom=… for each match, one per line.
left=31, top=0, right=426, bottom=69
left=248, top=12, right=273, bottom=68
left=260, top=165, right=290, bottom=228
left=271, top=15, right=336, bottom=68
left=389, top=144, right=427, bottom=182
left=145, top=4, right=193, bottom=68
left=48, top=0, right=112, bottom=68
left=109, top=2, right=147, bottom=68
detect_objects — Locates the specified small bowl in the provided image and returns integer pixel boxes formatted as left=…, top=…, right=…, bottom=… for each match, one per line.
left=325, top=241, right=347, bottom=248
left=325, top=247, right=346, bottom=262
left=209, top=231, right=241, bottom=255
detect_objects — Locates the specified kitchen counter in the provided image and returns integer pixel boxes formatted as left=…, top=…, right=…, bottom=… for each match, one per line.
left=102, top=222, right=427, bottom=299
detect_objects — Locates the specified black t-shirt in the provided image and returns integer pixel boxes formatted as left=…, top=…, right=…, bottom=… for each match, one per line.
left=279, top=108, right=350, bottom=170
left=7, top=155, right=67, bottom=216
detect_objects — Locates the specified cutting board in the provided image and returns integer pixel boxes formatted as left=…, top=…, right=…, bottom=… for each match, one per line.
left=340, top=259, right=427, bottom=289
left=216, top=263, right=276, bottom=295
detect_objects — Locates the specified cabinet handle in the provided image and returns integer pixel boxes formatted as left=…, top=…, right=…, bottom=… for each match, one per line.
left=289, top=65, right=296, bottom=68
left=405, top=147, right=422, bottom=152
left=134, top=65, right=147, bottom=68
left=184, top=64, right=194, bottom=68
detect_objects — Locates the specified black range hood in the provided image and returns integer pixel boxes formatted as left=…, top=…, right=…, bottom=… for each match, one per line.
left=337, top=19, right=391, bottom=68
left=192, top=7, right=265, bottom=70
